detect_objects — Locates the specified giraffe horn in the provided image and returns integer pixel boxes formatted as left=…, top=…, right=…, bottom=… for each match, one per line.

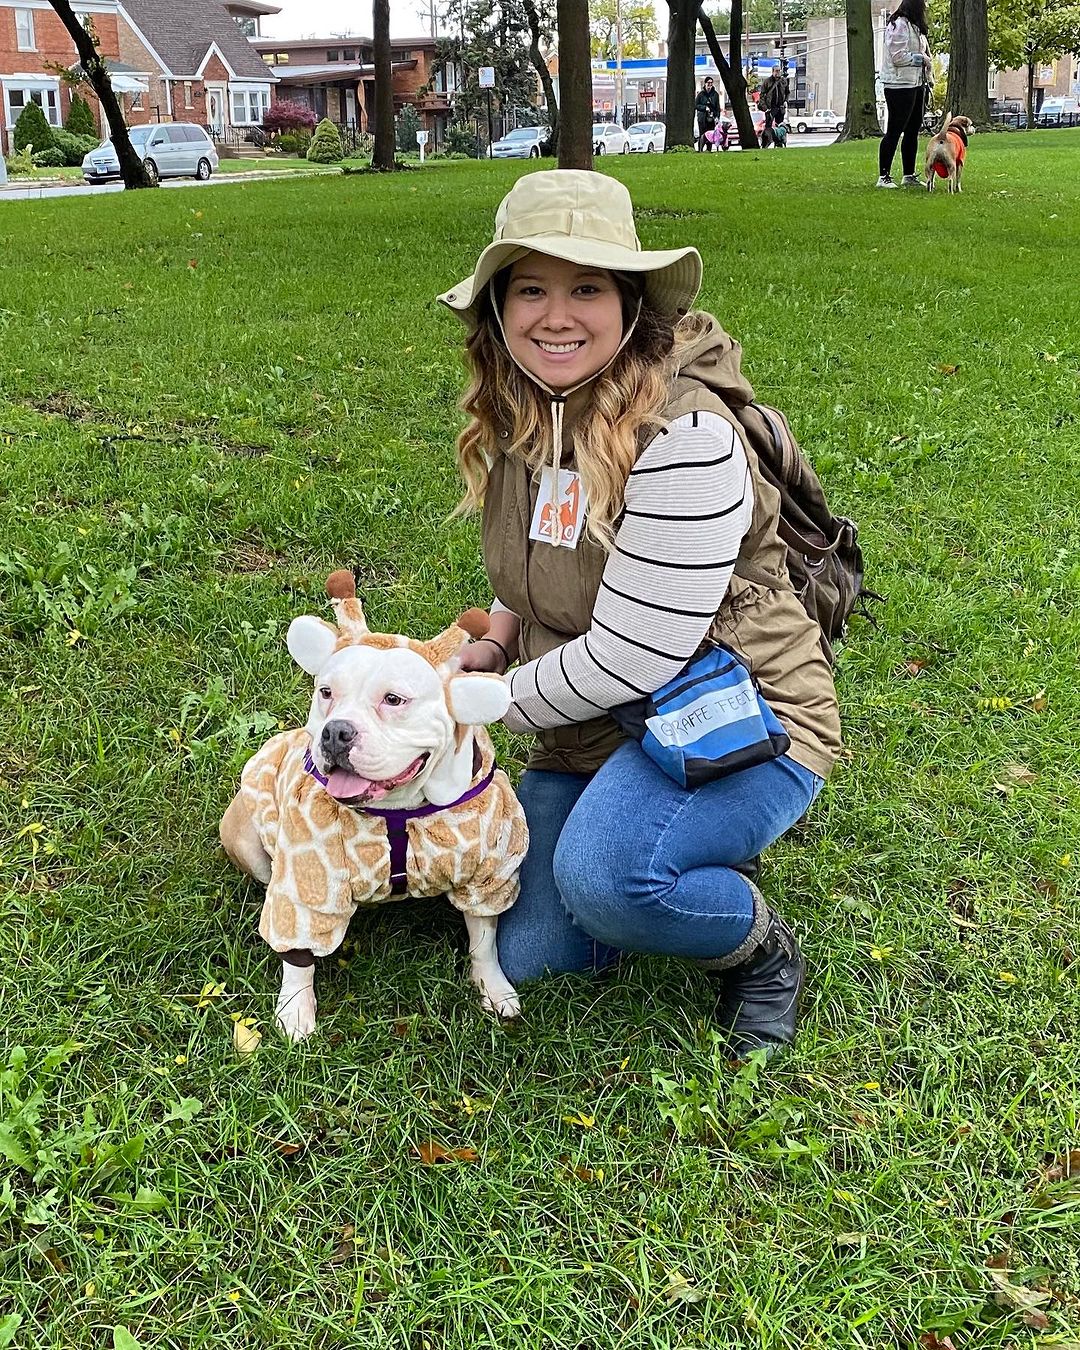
left=325, top=569, right=368, bottom=639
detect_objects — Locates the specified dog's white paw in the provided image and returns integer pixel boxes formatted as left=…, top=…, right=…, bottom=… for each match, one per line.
left=276, top=987, right=317, bottom=1041
left=479, top=982, right=521, bottom=1020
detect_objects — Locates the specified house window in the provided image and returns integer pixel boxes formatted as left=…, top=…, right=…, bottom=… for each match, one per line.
left=6, top=85, right=61, bottom=131
left=277, top=53, right=289, bottom=63
left=230, top=87, right=271, bottom=124
left=234, top=16, right=257, bottom=37
left=130, top=89, right=143, bottom=110
left=184, top=81, right=193, bottom=107
left=342, top=48, right=355, bottom=60
left=15, top=9, right=36, bottom=50
left=327, top=49, right=340, bottom=61
left=391, top=49, right=414, bottom=61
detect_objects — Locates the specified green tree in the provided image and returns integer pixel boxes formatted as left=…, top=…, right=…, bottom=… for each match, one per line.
left=307, top=117, right=344, bottom=162
left=395, top=103, right=422, bottom=151
left=64, top=92, right=96, bottom=135
left=989, top=0, right=1080, bottom=127
left=13, top=99, right=53, bottom=154
left=589, top=0, right=660, bottom=58
left=436, top=0, right=554, bottom=139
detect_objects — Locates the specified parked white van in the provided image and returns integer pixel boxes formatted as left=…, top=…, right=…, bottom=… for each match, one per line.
left=82, top=123, right=219, bottom=185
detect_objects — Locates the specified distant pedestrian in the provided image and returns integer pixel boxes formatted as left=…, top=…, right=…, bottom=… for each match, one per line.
left=695, top=77, right=721, bottom=151
left=759, top=68, right=789, bottom=131
left=877, top=0, right=933, bottom=188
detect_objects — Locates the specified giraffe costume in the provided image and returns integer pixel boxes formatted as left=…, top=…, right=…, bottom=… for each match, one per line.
left=229, top=571, right=528, bottom=963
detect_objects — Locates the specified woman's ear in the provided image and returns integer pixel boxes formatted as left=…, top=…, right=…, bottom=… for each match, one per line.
left=447, top=673, right=511, bottom=725
left=287, top=616, right=338, bottom=676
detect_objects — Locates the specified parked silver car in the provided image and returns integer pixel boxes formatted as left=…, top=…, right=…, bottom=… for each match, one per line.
left=490, top=126, right=550, bottom=159
left=82, top=122, right=219, bottom=185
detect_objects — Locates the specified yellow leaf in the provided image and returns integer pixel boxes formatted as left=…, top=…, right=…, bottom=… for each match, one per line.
left=232, top=1020, right=262, bottom=1055
left=1060, top=854, right=1072, bottom=867
left=174, top=1054, right=188, bottom=1065
left=861, top=1081, right=881, bottom=1091
left=195, top=981, right=226, bottom=1008
left=562, top=1112, right=596, bottom=1129
left=997, top=972, right=1018, bottom=985
left=66, top=628, right=85, bottom=646
left=85, top=1282, right=96, bottom=1296
left=226, top=1290, right=241, bottom=1302
left=869, top=945, right=893, bottom=961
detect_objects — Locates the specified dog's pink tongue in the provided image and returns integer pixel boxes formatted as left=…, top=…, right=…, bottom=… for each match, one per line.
left=325, top=769, right=376, bottom=801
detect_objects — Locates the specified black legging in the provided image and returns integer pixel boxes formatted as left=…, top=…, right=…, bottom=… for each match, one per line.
left=879, top=85, right=926, bottom=177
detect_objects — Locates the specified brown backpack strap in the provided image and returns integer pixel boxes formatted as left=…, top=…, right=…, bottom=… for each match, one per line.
left=732, top=557, right=794, bottom=592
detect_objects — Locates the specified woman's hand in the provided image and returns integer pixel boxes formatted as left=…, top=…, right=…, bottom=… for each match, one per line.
left=458, top=639, right=508, bottom=675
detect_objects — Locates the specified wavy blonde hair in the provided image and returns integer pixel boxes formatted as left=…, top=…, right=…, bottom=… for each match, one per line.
left=454, top=273, right=709, bottom=550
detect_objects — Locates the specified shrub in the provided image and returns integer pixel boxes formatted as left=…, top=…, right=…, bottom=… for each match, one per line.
left=13, top=100, right=53, bottom=154
left=276, top=130, right=311, bottom=156
left=65, top=93, right=96, bottom=136
left=395, top=104, right=421, bottom=153
left=32, top=147, right=67, bottom=168
left=262, top=99, right=317, bottom=136
left=5, top=147, right=36, bottom=176
left=50, top=129, right=99, bottom=166
left=665, top=144, right=695, bottom=153
left=306, top=117, right=343, bottom=163
left=446, top=124, right=478, bottom=158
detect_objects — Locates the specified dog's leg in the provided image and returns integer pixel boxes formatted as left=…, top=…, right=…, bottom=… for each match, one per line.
left=956, top=161, right=963, bottom=193
left=462, top=912, right=520, bottom=1019
left=277, top=950, right=317, bottom=1040
left=220, top=794, right=272, bottom=885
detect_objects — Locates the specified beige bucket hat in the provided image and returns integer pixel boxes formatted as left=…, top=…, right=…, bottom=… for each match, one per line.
left=437, top=169, right=702, bottom=326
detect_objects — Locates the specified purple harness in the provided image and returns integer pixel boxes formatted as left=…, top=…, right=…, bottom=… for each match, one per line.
left=303, top=749, right=496, bottom=895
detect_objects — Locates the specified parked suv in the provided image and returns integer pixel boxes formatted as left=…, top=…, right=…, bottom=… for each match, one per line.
left=82, top=122, right=219, bottom=185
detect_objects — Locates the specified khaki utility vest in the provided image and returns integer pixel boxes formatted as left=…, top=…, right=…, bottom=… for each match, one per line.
left=482, top=378, right=842, bottom=779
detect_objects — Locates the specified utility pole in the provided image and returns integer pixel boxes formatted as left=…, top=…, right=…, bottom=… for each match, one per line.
left=615, top=0, right=623, bottom=125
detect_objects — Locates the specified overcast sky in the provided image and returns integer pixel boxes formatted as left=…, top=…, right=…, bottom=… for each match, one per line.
left=261, top=0, right=668, bottom=41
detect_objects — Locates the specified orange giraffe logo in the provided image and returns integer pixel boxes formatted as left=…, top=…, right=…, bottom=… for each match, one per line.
left=539, top=476, right=581, bottom=542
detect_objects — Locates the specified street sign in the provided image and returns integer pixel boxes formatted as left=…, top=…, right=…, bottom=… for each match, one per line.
left=478, top=66, right=495, bottom=89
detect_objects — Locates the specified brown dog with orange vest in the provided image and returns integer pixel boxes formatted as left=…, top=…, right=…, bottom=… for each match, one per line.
left=924, top=112, right=974, bottom=193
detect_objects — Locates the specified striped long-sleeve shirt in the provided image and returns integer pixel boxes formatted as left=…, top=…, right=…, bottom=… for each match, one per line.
left=502, top=409, right=754, bottom=734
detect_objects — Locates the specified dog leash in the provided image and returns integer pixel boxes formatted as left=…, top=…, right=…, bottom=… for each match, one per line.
left=303, top=749, right=496, bottom=895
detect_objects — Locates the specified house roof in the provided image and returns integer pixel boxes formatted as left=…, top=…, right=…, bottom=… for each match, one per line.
left=226, top=2, right=282, bottom=15
left=119, top=0, right=276, bottom=80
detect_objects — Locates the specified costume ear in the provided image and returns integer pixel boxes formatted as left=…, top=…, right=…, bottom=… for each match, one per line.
left=287, top=616, right=338, bottom=676
left=446, top=673, right=511, bottom=725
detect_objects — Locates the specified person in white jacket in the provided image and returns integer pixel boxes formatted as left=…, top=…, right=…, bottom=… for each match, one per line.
left=877, top=0, right=932, bottom=187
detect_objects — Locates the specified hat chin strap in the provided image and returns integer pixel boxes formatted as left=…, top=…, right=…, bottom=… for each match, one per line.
left=490, top=279, right=642, bottom=545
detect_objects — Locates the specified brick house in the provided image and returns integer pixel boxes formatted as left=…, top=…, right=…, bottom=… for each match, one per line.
left=252, top=34, right=458, bottom=143
left=1, top=1, right=277, bottom=154
left=118, top=0, right=277, bottom=138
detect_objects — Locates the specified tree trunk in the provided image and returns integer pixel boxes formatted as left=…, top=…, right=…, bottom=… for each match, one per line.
left=47, top=0, right=152, bottom=188
left=524, top=0, right=559, bottom=154
left=697, top=5, right=758, bottom=148
left=372, top=0, right=396, bottom=169
left=556, top=0, right=593, bottom=168
left=725, top=0, right=759, bottom=147
left=944, top=0, right=990, bottom=127
left=837, top=0, right=880, bottom=138
left=664, top=0, right=697, bottom=147
left=1025, top=56, right=1034, bottom=129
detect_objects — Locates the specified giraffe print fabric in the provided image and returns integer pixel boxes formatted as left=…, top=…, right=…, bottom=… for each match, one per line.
left=242, top=727, right=528, bottom=959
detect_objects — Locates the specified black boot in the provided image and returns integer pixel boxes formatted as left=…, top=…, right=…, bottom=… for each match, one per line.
left=696, top=883, right=805, bottom=1059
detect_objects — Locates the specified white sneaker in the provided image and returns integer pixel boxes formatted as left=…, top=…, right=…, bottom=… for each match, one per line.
left=901, top=174, right=922, bottom=188
left=876, top=174, right=899, bottom=188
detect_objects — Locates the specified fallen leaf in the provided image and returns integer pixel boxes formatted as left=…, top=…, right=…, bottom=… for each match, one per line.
left=948, top=914, right=981, bottom=930
left=1023, top=1310, right=1051, bottom=1330
left=902, top=658, right=929, bottom=676
left=392, top=1019, right=411, bottom=1038
left=1002, top=762, right=1036, bottom=785
left=997, top=972, right=1018, bottom=985
left=662, top=1269, right=706, bottom=1304
left=415, top=1140, right=480, bottom=1165
left=562, top=1111, right=596, bottom=1129
left=232, top=1020, right=262, bottom=1055
left=194, top=982, right=226, bottom=1008
left=919, top=1335, right=956, bottom=1350
left=187, top=258, right=198, bottom=269
left=938, top=363, right=960, bottom=375
left=112, top=1330, right=142, bottom=1350
left=270, top=1139, right=302, bottom=1158
left=1041, top=1150, right=1080, bottom=1184
left=1031, top=689, right=1048, bottom=712
left=835, top=1232, right=868, bottom=1246
left=988, top=1267, right=1052, bottom=1315
left=329, top=1225, right=355, bottom=1264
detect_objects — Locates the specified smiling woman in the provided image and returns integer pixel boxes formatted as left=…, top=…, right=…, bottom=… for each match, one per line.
left=436, top=169, right=841, bottom=1059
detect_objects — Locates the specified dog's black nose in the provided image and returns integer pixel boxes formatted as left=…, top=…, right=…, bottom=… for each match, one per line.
left=321, top=719, right=358, bottom=760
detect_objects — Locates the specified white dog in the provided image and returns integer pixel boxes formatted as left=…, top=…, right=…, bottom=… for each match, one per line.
left=220, top=571, right=528, bottom=1040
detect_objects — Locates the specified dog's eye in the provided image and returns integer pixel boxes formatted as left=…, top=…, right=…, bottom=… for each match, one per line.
left=382, top=692, right=408, bottom=708
left=319, top=686, right=332, bottom=700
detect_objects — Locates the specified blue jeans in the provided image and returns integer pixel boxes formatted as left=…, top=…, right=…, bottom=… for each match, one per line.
left=496, top=741, right=823, bottom=985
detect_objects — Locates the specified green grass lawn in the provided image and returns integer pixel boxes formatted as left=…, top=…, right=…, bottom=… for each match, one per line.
left=1, top=134, right=1078, bottom=1349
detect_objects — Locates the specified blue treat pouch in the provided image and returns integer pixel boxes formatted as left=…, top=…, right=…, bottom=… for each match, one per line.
left=611, top=643, right=790, bottom=789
